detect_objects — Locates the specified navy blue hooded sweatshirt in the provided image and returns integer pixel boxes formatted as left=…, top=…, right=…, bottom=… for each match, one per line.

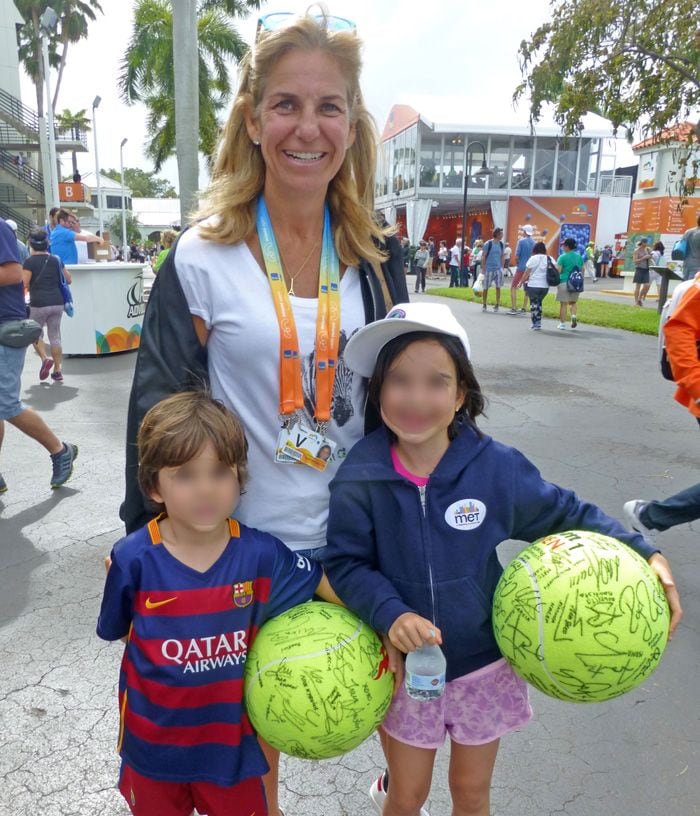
left=323, top=424, right=657, bottom=682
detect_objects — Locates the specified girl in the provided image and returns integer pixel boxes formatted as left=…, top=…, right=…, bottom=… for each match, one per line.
left=323, top=302, right=681, bottom=816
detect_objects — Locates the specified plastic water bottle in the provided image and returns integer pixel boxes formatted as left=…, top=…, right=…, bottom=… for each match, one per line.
left=405, top=643, right=446, bottom=701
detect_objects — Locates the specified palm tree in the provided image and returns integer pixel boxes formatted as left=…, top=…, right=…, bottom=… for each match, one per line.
left=120, top=0, right=260, bottom=172
left=15, top=0, right=104, bottom=117
left=54, top=107, right=91, bottom=176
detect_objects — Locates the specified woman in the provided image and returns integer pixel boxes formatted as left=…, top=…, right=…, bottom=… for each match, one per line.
left=153, top=229, right=177, bottom=273
left=521, top=241, right=551, bottom=330
left=650, top=240, right=665, bottom=294
left=437, top=239, right=448, bottom=278
left=633, top=238, right=653, bottom=306
left=599, top=244, right=612, bottom=278
left=121, top=12, right=407, bottom=816
left=414, top=240, right=429, bottom=293
left=22, top=229, right=70, bottom=382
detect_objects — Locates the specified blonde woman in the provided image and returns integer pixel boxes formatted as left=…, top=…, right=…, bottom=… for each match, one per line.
left=153, top=228, right=177, bottom=273
left=121, top=11, right=407, bottom=816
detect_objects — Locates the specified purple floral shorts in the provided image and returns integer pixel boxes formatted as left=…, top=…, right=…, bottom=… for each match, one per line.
left=382, top=658, right=532, bottom=748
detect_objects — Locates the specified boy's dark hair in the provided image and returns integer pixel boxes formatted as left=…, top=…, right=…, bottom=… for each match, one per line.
left=138, top=391, right=248, bottom=507
left=532, top=241, right=547, bottom=255
left=367, top=331, right=486, bottom=441
left=563, top=237, right=577, bottom=250
left=492, top=227, right=503, bottom=238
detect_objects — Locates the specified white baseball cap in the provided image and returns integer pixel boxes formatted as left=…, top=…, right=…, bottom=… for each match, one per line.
left=5, top=219, right=18, bottom=232
left=344, top=302, right=471, bottom=377
left=523, top=224, right=534, bottom=235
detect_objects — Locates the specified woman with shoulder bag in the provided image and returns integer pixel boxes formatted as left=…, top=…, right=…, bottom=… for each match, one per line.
left=22, top=229, right=71, bottom=382
left=521, top=241, right=552, bottom=330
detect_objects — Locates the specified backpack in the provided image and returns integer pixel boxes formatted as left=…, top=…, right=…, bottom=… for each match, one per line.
left=658, top=278, right=698, bottom=380
left=566, top=261, right=584, bottom=292
left=546, top=256, right=560, bottom=287
left=483, top=239, right=503, bottom=261
left=671, top=238, right=688, bottom=260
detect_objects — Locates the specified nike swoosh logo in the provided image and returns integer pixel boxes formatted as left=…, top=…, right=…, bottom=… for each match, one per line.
left=144, top=596, right=178, bottom=609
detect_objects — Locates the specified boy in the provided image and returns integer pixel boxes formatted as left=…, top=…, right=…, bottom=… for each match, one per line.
left=97, top=391, right=339, bottom=816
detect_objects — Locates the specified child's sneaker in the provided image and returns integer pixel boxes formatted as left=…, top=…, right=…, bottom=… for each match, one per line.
left=571, top=315, right=578, bottom=328
left=50, top=442, right=78, bottom=488
left=0, top=473, right=7, bottom=493
left=51, top=370, right=64, bottom=382
left=623, top=500, right=657, bottom=541
left=369, top=772, right=430, bottom=816
left=508, top=308, right=517, bottom=315
left=481, top=304, right=487, bottom=312
left=493, top=305, right=499, bottom=312
left=557, top=322, right=567, bottom=330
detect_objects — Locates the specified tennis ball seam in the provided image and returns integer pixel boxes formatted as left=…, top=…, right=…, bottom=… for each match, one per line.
left=519, top=557, right=577, bottom=700
left=247, top=619, right=364, bottom=686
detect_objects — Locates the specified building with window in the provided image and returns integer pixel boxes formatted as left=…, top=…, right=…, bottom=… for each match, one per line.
left=376, top=100, right=633, bottom=255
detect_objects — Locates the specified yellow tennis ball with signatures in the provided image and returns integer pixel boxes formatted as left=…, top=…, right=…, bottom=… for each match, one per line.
left=492, top=531, right=670, bottom=702
left=244, top=602, right=394, bottom=759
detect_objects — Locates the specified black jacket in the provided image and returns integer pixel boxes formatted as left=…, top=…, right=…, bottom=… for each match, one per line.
left=121, top=232, right=409, bottom=533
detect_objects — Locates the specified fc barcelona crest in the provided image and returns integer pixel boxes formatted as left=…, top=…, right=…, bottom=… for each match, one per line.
left=232, top=580, right=254, bottom=608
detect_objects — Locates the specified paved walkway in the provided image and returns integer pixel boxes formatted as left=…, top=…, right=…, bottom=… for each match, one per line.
left=0, top=299, right=697, bottom=816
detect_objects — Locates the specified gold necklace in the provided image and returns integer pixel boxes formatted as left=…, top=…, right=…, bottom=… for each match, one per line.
left=279, top=241, right=320, bottom=297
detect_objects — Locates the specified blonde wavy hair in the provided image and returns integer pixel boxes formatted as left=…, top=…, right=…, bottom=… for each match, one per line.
left=196, top=12, right=392, bottom=266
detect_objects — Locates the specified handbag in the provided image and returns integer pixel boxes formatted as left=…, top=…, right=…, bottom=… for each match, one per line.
left=0, top=318, right=42, bottom=348
left=546, top=256, right=560, bottom=287
left=58, top=261, right=74, bottom=317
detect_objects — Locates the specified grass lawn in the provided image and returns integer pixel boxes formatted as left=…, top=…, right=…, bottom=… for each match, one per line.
left=431, top=287, right=660, bottom=336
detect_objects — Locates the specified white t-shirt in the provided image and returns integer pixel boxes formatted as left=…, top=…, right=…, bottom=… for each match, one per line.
left=525, top=254, right=550, bottom=288
left=450, top=244, right=461, bottom=265
left=176, top=226, right=367, bottom=551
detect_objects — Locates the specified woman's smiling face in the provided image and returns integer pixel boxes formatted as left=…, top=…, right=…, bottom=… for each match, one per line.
left=246, top=48, right=356, bottom=200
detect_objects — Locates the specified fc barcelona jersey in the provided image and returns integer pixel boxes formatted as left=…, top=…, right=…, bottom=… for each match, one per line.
left=97, top=517, right=321, bottom=786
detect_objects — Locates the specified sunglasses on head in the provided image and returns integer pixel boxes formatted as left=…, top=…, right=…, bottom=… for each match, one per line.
left=256, top=11, right=356, bottom=41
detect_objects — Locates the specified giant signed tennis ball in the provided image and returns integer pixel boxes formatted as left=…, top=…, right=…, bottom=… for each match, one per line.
left=244, top=602, right=394, bottom=759
left=492, top=531, right=669, bottom=703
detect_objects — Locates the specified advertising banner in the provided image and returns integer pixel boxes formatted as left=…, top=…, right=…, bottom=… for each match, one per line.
left=507, top=197, right=599, bottom=256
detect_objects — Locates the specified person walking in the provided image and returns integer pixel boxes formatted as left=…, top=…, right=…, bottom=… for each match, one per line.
left=625, top=270, right=700, bottom=539
left=510, top=225, right=534, bottom=314
left=437, top=240, right=448, bottom=278
left=633, top=238, right=653, bottom=306
left=449, top=238, right=462, bottom=288
left=0, top=219, right=77, bottom=492
left=481, top=227, right=505, bottom=312
left=555, top=237, right=583, bottom=329
left=599, top=244, right=612, bottom=277
left=120, top=13, right=408, bottom=815
left=22, top=229, right=70, bottom=382
left=681, top=214, right=700, bottom=280
left=520, top=241, right=551, bottom=330
left=584, top=241, right=596, bottom=282
left=414, top=240, right=429, bottom=293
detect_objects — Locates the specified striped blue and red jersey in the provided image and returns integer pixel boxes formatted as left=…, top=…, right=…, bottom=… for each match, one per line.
left=97, top=516, right=321, bottom=787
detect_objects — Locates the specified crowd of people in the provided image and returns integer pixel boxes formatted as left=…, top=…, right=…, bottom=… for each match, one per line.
left=1, top=12, right=698, bottom=816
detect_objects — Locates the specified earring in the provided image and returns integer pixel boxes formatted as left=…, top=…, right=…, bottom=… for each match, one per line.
left=252, top=139, right=260, bottom=146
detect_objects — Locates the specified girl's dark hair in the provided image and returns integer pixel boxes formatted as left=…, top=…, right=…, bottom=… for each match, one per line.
left=563, top=237, right=577, bottom=250
left=532, top=241, right=547, bottom=255
left=653, top=241, right=665, bottom=253
left=367, top=331, right=486, bottom=441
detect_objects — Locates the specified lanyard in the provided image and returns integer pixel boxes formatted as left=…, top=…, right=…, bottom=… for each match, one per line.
left=256, top=196, right=341, bottom=429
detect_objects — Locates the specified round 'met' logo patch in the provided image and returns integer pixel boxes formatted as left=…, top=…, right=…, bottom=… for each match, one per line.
left=444, top=499, right=486, bottom=530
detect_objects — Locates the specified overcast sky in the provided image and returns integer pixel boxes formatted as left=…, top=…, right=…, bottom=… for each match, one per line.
left=19, top=0, right=636, bottom=192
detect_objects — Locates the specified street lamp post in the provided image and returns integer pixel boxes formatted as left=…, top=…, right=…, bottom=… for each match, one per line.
left=120, top=138, right=128, bottom=261
left=39, top=7, right=60, bottom=210
left=92, top=95, right=103, bottom=234
left=460, top=141, right=493, bottom=282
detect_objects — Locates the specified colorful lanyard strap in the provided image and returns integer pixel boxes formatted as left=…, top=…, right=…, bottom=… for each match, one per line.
left=256, top=196, right=341, bottom=431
